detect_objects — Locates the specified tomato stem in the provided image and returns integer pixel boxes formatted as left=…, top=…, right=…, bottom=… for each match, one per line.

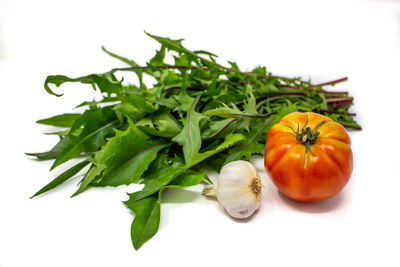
left=283, top=116, right=327, bottom=156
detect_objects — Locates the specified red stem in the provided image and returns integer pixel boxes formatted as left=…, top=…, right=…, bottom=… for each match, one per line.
left=312, top=77, right=348, bottom=87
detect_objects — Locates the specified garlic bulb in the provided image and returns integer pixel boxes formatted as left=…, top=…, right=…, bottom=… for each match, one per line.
left=203, top=160, right=262, bottom=219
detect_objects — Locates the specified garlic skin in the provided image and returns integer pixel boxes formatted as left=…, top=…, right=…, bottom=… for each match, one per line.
left=203, top=160, right=262, bottom=219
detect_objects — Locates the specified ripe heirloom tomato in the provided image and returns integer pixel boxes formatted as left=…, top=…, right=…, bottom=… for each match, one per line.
left=264, top=112, right=353, bottom=202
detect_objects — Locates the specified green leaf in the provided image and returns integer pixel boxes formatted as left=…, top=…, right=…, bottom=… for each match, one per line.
left=124, top=195, right=160, bottom=250
left=242, top=84, right=258, bottom=115
left=201, top=118, right=236, bottom=139
left=102, top=46, right=156, bottom=80
left=255, top=81, right=278, bottom=95
left=51, top=108, right=118, bottom=170
left=224, top=139, right=265, bottom=164
left=224, top=106, right=297, bottom=164
left=167, top=170, right=208, bottom=188
left=136, top=109, right=182, bottom=138
left=44, top=72, right=122, bottom=97
left=145, top=32, right=224, bottom=69
left=75, top=97, right=119, bottom=108
left=127, top=165, right=186, bottom=202
left=26, top=136, right=71, bottom=160
left=203, top=104, right=247, bottom=118
left=43, top=129, right=70, bottom=136
left=102, top=46, right=141, bottom=67
left=172, top=93, right=196, bottom=111
left=148, top=45, right=166, bottom=66
left=204, top=103, right=263, bottom=132
left=95, top=142, right=168, bottom=187
left=30, top=160, right=90, bottom=198
left=124, top=169, right=207, bottom=250
left=172, top=96, right=204, bottom=164
left=124, top=94, right=158, bottom=114
left=128, top=133, right=245, bottom=202
left=189, top=133, right=245, bottom=168
left=193, top=50, right=218, bottom=59
left=114, top=103, right=145, bottom=122
left=71, top=120, right=163, bottom=196
left=36, top=113, right=81, bottom=128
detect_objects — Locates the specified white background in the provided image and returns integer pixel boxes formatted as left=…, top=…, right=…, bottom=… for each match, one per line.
left=1, top=0, right=400, bottom=266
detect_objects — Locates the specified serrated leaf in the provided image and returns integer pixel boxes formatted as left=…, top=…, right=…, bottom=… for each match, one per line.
left=203, top=105, right=245, bottom=117
left=172, top=96, right=204, bottom=164
left=204, top=104, right=257, bottom=132
left=44, top=72, right=122, bottom=97
left=114, top=103, right=145, bottom=122
left=243, top=84, right=257, bottom=115
left=128, top=133, right=245, bottom=202
left=51, top=108, right=118, bottom=170
left=124, top=93, right=158, bottom=114
left=189, top=133, right=245, bottom=168
left=224, top=106, right=298, bottom=164
left=71, top=121, right=164, bottom=196
left=136, top=110, right=182, bottom=138
left=145, top=32, right=224, bottom=69
left=256, top=81, right=278, bottom=95
left=148, top=45, right=166, bottom=66
left=36, top=113, right=81, bottom=128
left=95, top=142, right=168, bottom=187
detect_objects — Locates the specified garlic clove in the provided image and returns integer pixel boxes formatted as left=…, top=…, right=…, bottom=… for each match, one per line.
left=203, top=160, right=262, bottom=219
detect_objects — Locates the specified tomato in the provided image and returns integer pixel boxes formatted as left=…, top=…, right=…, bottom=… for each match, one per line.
left=264, top=112, right=353, bottom=202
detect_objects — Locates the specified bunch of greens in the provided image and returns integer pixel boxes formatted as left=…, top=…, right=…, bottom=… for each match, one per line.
left=27, top=32, right=361, bottom=250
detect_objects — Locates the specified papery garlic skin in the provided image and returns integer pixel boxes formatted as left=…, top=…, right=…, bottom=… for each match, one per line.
left=203, top=160, right=262, bottom=219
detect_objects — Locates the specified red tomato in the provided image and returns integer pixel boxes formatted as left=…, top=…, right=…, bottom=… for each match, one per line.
left=264, top=112, right=353, bottom=202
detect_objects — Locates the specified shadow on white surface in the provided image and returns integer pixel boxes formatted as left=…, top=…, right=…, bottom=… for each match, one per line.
left=278, top=190, right=347, bottom=213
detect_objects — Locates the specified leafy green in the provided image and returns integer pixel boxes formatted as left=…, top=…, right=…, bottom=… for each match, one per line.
left=124, top=170, right=207, bottom=249
left=36, top=113, right=81, bottom=128
left=31, top=160, right=90, bottom=198
left=202, top=118, right=236, bottom=139
left=124, top=195, right=160, bottom=250
left=29, top=32, right=361, bottom=250
left=136, top=109, right=182, bottom=138
left=172, top=95, right=204, bottom=164
left=224, top=105, right=298, bottom=164
left=128, top=133, right=244, bottom=202
left=51, top=107, right=118, bottom=170
left=26, top=136, right=71, bottom=160
left=44, top=72, right=123, bottom=97
left=71, top=120, right=165, bottom=196
left=145, top=32, right=223, bottom=69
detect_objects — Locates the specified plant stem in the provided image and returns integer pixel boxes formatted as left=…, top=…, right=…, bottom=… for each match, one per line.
left=318, top=90, right=349, bottom=95
left=111, top=65, right=291, bottom=79
left=340, top=123, right=362, bottom=130
left=326, top=97, right=353, bottom=104
left=312, top=77, right=348, bottom=87
left=318, top=109, right=356, bottom=116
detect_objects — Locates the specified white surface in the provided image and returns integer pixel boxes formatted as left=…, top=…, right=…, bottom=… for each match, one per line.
left=1, top=0, right=400, bottom=266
